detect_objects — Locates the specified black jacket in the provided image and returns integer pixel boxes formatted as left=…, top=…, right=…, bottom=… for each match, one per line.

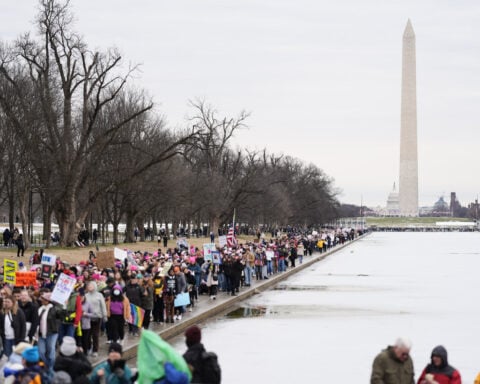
left=54, top=352, right=92, bottom=384
left=0, top=308, right=26, bottom=344
left=19, top=300, right=39, bottom=340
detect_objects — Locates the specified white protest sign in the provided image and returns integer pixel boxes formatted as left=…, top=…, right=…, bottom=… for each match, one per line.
left=41, top=254, right=57, bottom=266
left=218, top=235, right=227, bottom=248
left=203, top=243, right=216, bottom=262
left=266, top=250, right=274, bottom=261
left=51, top=273, right=76, bottom=305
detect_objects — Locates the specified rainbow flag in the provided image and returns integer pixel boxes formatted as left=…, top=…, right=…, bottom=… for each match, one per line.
left=129, top=303, right=145, bottom=328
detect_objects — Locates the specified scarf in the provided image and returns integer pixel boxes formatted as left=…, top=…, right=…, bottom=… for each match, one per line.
left=38, top=304, right=53, bottom=338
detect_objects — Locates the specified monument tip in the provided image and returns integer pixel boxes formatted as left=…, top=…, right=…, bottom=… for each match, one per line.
left=403, top=19, right=415, bottom=38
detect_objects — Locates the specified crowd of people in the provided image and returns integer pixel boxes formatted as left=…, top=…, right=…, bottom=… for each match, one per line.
left=0, top=228, right=360, bottom=383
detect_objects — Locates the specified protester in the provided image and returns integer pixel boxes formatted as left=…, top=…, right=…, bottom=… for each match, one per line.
left=18, top=289, right=39, bottom=344
left=11, top=346, right=49, bottom=384
left=37, top=291, right=60, bottom=377
left=106, top=284, right=131, bottom=344
left=89, top=342, right=133, bottom=384
left=182, top=325, right=221, bottom=384
left=85, top=281, right=107, bottom=357
left=371, top=337, right=415, bottom=384
left=0, top=294, right=26, bottom=357
left=54, top=335, right=92, bottom=384
left=417, top=345, right=461, bottom=384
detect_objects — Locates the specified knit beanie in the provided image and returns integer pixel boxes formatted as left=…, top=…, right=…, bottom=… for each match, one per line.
left=60, top=336, right=77, bottom=356
left=22, top=346, right=40, bottom=363
left=185, top=325, right=202, bottom=347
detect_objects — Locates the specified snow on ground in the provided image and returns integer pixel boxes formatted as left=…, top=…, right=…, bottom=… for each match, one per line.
left=171, top=232, right=480, bottom=382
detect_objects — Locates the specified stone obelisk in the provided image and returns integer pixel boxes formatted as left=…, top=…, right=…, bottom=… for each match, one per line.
left=399, top=19, right=419, bottom=216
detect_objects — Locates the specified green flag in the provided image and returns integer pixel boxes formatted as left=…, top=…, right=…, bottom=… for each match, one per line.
left=137, top=329, right=192, bottom=384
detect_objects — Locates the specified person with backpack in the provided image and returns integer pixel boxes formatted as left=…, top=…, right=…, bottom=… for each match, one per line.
left=183, top=325, right=221, bottom=384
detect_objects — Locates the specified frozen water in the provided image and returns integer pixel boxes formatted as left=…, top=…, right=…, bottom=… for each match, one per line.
left=171, top=232, right=480, bottom=382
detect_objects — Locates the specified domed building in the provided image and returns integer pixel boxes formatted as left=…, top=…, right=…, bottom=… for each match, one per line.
left=386, top=183, right=400, bottom=216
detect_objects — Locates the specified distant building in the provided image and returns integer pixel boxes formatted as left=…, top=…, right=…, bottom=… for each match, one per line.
left=386, top=183, right=400, bottom=216
left=432, top=196, right=450, bottom=216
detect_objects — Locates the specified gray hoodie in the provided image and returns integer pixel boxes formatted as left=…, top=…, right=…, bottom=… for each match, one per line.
left=85, top=281, right=107, bottom=320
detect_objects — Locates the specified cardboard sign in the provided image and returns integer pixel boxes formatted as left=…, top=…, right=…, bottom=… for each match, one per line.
left=266, top=251, right=274, bottom=261
left=96, top=250, right=115, bottom=270
left=4, top=259, right=17, bottom=285
left=51, top=273, right=76, bottom=305
left=15, top=271, right=37, bottom=287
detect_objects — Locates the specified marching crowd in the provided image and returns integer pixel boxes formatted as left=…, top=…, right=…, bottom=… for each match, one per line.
left=0, top=229, right=358, bottom=383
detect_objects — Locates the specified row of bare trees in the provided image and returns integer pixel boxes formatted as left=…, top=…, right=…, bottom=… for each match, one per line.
left=0, top=0, right=340, bottom=247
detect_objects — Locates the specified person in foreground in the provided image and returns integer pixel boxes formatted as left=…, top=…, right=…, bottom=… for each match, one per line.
left=89, top=342, right=132, bottom=384
left=371, top=337, right=415, bottom=384
left=416, top=345, right=461, bottom=384
left=183, top=325, right=221, bottom=384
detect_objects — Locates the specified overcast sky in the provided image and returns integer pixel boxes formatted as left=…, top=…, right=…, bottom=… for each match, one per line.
left=2, top=0, right=480, bottom=207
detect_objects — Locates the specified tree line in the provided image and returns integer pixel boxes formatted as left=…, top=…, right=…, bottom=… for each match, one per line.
left=0, top=0, right=340, bottom=247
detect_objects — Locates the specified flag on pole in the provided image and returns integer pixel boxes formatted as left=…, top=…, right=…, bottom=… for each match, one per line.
left=226, top=209, right=238, bottom=248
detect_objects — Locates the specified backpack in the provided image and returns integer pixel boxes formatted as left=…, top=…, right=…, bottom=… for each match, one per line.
left=200, top=351, right=221, bottom=384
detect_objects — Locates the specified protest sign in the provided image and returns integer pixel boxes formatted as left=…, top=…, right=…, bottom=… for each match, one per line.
left=266, top=250, right=274, bottom=261
left=218, top=235, right=227, bottom=248
left=41, top=254, right=56, bottom=266
left=51, top=273, right=76, bottom=305
left=174, top=292, right=190, bottom=307
left=4, top=259, right=17, bottom=285
left=41, top=264, right=53, bottom=279
left=160, top=262, right=173, bottom=276
left=114, top=248, right=128, bottom=261
left=203, top=243, right=216, bottom=262
left=15, top=271, right=37, bottom=287
left=212, top=251, right=221, bottom=265
left=96, top=250, right=115, bottom=270
left=176, top=237, right=189, bottom=249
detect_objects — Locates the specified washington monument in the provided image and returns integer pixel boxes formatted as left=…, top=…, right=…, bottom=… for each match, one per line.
left=399, top=19, right=419, bottom=216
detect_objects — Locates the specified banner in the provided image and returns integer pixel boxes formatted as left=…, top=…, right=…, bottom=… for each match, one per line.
left=15, top=271, right=37, bottom=287
left=51, top=273, right=77, bottom=305
left=96, top=250, right=115, bottom=270
left=4, top=259, right=17, bottom=285
left=129, top=303, right=145, bottom=328
left=174, top=292, right=190, bottom=307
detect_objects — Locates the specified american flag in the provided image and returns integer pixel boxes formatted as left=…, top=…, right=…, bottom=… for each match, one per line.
left=226, top=225, right=237, bottom=248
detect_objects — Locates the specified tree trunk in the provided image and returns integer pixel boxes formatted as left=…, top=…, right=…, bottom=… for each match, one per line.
left=210, top=216, right=220, bottom=237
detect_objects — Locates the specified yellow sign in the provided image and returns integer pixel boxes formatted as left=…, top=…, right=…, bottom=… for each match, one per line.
left=4, top=259, right=18, bottom=285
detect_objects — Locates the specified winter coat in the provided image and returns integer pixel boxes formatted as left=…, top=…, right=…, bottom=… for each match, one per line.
left=371, top=346, right=414, bottom=384
left=54, top=351, right=92, bottom=384
left=416, top=345, right=461, bottom=384
left=0, top=309, right=26, bottom=345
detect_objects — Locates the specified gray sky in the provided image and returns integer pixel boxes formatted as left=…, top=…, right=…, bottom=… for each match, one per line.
left=2, top=0, right=480, bottom=207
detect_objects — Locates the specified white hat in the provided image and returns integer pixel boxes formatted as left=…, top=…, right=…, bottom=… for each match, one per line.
left=60, top=336, right=76, bottom=356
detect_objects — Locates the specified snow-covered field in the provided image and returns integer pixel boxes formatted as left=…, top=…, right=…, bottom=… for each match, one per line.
left=171, top=232, right=480, bottom=382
